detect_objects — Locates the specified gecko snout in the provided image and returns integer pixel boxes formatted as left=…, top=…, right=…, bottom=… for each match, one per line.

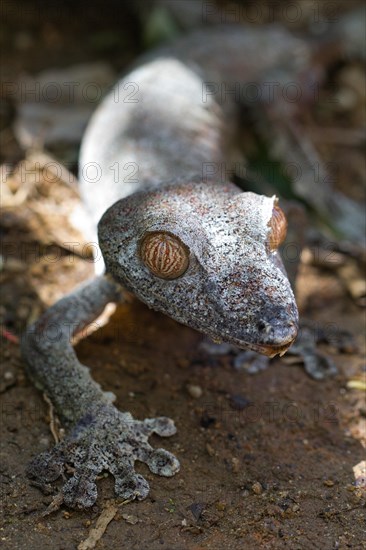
left=257, top=317, right=298, bottom=339
left=255, top=308, right=298, bottom=356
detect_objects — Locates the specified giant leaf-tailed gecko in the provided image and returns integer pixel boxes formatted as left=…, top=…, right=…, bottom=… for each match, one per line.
left=22, top=23, right=339, bottom=509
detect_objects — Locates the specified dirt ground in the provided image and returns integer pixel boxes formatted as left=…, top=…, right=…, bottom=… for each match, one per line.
left=1, top=1, right=365, bottom=549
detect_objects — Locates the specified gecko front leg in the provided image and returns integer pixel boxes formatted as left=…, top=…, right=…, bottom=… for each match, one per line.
left=21, top=275, right=179, bottom=509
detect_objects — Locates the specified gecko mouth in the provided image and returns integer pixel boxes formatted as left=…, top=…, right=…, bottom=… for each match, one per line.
left=251, top=339, right=297, bottom=358
left=227, top=336, right=297, bottom=358
left=225, top=322, right=298, bottom=358
left=253, top=320, right=298, bottom=357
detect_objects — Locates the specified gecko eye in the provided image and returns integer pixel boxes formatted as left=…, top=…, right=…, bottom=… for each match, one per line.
left=139, top=231, right=189, bottom=280
left=267, top=205, right=287, bottom=250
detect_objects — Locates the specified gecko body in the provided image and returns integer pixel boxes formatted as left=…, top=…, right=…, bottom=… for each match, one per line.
left=22, top=24, right=307, bottom=508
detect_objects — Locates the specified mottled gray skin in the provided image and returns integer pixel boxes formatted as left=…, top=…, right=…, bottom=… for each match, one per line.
left=22, top=25, right=305, bottom=509
left=22, top=275, right=180, bottom=508
left=100, top=180, right=297, bottom=355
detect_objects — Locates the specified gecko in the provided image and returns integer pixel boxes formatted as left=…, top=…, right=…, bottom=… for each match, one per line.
left=21, top=20, right=356, bottom=509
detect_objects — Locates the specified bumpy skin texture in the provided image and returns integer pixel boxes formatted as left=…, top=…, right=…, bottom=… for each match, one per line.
left=22, top=25, right=304, bottom=509
left=27, top=404, right=179, bottom=509
left=22, top=276, right=179, bottom=508
left=99, top=180, right=298, bottom=356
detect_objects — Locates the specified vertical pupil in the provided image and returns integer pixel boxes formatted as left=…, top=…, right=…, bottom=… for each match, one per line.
left=140, top=232, right=189, bottom=279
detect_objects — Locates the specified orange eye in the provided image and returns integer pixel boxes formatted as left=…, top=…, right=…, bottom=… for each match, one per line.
left=139, top=232, right=189, bottom=280
left=268, top=205, right=287, bottom=250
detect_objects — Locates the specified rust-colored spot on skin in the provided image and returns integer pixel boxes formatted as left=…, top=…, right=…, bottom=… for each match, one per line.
left=268, top=205, right=288, bottom=250
left=140, top=231, right=189, bottom=280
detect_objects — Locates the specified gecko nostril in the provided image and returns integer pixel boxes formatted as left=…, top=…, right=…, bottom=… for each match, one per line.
left=257, top=321, right=267, bottom=332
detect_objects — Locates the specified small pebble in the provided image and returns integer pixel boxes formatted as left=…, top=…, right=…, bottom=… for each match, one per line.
left=252, top=481, right=263, bottom=495
left=186, top=384, right=202, bottom=398
left=121, top=514, right=139, bottom=525
left=323, top=479, right=335, bottom=487
left=206, top=443, right=215, bottom=457
left=231, top=457, right=240, bottom=473
left=229, top=394, right=250, bottom=410
left=189, top=502, right=204, bottom=521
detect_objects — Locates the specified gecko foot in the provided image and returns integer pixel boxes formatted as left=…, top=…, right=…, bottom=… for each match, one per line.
left=27, top=404, right=180, bottom=509
left=200, top=332, right=341, bottom=380
left=233, top=351, right=270, bottom=374
left=199, top=338, right=270, bottom=374
left=285, top=324, right=340, bottom=380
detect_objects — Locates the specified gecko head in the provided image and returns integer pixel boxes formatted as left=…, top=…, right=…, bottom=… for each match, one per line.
left=99, top=179, right=298, bottom=357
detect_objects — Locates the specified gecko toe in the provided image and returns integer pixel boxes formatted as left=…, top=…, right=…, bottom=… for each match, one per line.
left=114, top=472, right=150, bottom=501
left=303, top=351, right=338, bottom=380
left=143, top=416, right=177, bottom=437
left=145, top=448, right=180, bottom=476
left=63, top=472, right=98, bottom=509
left=27, top=449, right=63, bottom=484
